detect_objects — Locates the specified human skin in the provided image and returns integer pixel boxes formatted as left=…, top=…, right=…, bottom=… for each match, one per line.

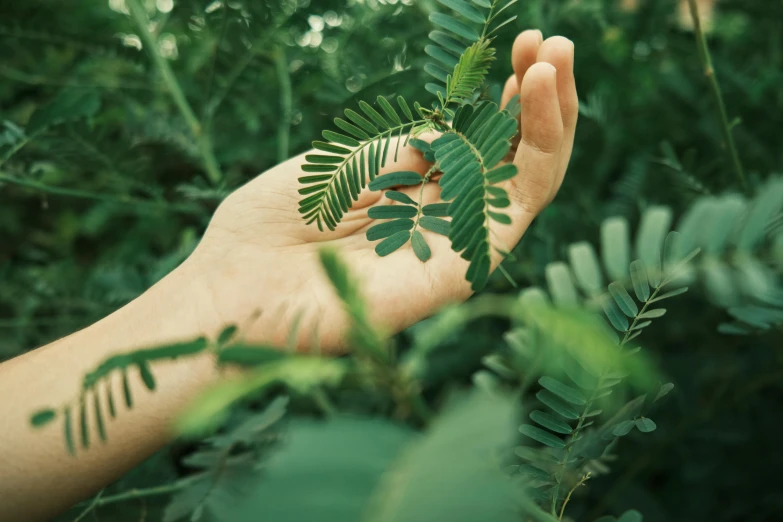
left=0, top=32, right=577, bottom=521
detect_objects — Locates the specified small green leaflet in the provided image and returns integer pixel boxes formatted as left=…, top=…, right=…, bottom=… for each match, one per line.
left=654, top=383, right=674, bottom=402
left=537, top=390, right=579, bottom=420
left=602, top=298, right=630, bottom=331
left=519, top=424, right=566, bottom=448
left=122, top=370, right=133, bottom=408
left=79, top=401, right=89, bottom=449
left=138, top=362, right=156, bottom=391
left=322, top=130, right=359, bottom=147
left=618, top=510, right=644, bottom=522
left=422, top=203, right=449, bottom=217
left=630, top=260, right=650, bottom=301
left=649, top=287, right=688, bottom=303
left=304, top=154, right=343, bottom=164
left=313, top=141, right=350, bottom=154
left=367, top=219, right=415, bottom=241
left=529, top=410, right=573, bottom=434
left=64, top=406, right=75, bottom=455
left=518, top=464, right=551, bottom=482
left=419, top=216, right=451, bottom=236
left=31, top=409, right=57, bottom=428
left=429, top=12, right=480, bottom=41
left=385, top=191, right=418, bottom=205
left=569, top=242, right=604, bottom=294
left=612, top=420, right=635, bottom=436
left=94, top=393, right=107, bottom=442
left=609, top=282, right=638, bottom=317
left=218, top=325, right=238, bottom=346
left=368, top=205, right=418, bottom=219
left=376, top=230, right=412, bottom=256
left=368, top=171, right=423, bottom=191
left=635, top=417, right=657, bottom=433
left=486, top=164, right=517, bottom=184
left=638, top=308, right=666, bottom=319
left=488, top=211, right=511, bottom=224
left=411, top=231, right=432, bottom=261
left=438, top=0, right=486, bottom=24
left=539, top=376, right=586, bottom=406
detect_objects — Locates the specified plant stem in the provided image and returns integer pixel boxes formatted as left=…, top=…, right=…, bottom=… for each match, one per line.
left=0, top=171, right=200, bottom=215
left=686, top=0, right=748, bottom=194
left=558, top=473, right=591, bottom=521
left=126, top=0, right=223, bottom=185
left=0, top=133, right=37, bottom=169
left=72, top=489, right=104, bottom=522
left=83, top=478, right=194, bottom=508
left=410, top=165, right=438, bottom=236
left=550, top=376, right=602, bottom=516
left=274, top=45, right=293, bottom=163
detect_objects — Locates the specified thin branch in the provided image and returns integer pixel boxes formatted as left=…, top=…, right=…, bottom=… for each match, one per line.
left=0, top=134, right=35, bottom=169
left=82, top=479, right=193, bottom=508
left=125, top=0, right=223, bottom=185
left=558, top=473, right=590, bottom=521
left=686, top=0, right=748, bottom=193
left=274, top=45, right=293, bottom=163
left=72, top=489, right=105, bottom=522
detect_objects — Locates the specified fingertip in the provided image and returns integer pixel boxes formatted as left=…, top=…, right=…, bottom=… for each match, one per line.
left=537, top=36, right=575, bottom=72
left=512, top=30, right=544, bottom=81
left=520, top=62, right=558, bottom=101
left=519, top=62, right=563, bottom=154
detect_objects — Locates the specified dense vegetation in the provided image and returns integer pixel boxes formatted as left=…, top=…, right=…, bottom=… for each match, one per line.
left=1, top=0, right=781, bottom=521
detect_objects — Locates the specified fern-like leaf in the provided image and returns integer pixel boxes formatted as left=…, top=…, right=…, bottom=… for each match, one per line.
left=431, top=101, right=518, bottom=290
left=299, top=96, right=426, bottom=231
left=443, top=38, right=495, bottom=106
left=426, top=0, right=517, bottom=104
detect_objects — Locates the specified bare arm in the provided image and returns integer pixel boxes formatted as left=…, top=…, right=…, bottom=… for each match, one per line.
left=0, top=261, right=225, bottom=521
left=0, top=32, right=577, bottom=521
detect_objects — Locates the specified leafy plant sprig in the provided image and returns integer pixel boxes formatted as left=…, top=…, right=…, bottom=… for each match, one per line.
left=298, top=0, right=520, bottom=291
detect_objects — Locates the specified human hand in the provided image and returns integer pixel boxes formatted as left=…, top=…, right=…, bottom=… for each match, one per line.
left=187, top=31, right=578, bottom=351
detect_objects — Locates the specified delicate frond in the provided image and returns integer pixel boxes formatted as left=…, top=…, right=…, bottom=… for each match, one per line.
left=299, top=96, right=427, bottom=231
left=425, top=0, right=495, bottom=101
left=431, top=101, right=518, bottom=290
left=443, top=38, right=495, bottom=106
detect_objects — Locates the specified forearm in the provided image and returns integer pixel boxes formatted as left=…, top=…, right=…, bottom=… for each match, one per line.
left=0, top=259, right=223, bottom=522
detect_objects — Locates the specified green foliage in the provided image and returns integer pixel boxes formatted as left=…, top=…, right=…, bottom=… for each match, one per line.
left=163, top=397, right=288, bottom=522
left=432, top=101, right=518, bottom=289
left=299, top=95, right=427, bottom=231
left=233, top=417, right=414, bottom=522
left=299, top=0, right=518, bottom=290
left=4, top=1, right=783, bottom=521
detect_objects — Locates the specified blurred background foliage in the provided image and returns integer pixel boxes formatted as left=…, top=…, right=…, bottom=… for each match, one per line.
left=1, top=0, right=782, bottom=521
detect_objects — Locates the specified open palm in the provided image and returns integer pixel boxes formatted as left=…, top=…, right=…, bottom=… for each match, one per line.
left=191, top=32, right=577, bottom=351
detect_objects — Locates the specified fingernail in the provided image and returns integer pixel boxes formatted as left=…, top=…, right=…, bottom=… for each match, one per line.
left=535, top=30, right=544, bottom=44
